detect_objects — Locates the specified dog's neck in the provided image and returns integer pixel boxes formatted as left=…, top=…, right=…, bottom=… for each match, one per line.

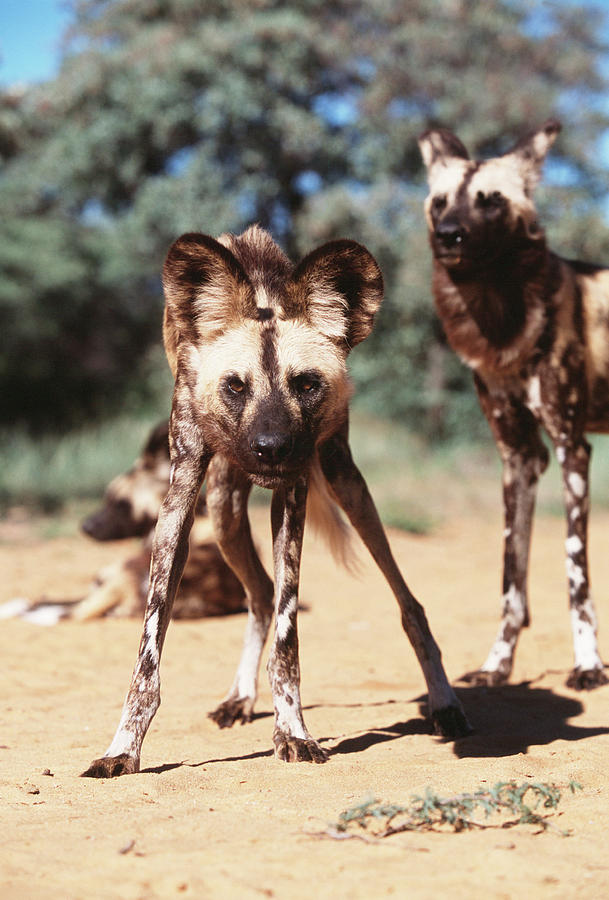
left=431, top=236, right=558, bottom=374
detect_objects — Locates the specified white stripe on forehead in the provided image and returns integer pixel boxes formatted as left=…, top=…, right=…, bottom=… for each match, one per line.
left=426, top=156, right=533, bottom=226
left=254, top=284, right=275, bottom=309
left=193, top=321, right=265, bottom=390
left=427, top=159, right=470, bottom=196
left=191, top=318, right=345, bottom=390
left=468, top=158, right=527, bottom=202
left=275, top=319, right=345, bottom=380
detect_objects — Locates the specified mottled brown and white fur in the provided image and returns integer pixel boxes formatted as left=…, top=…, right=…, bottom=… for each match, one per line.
left=0, top=421, right=245, bottom=623
left=82, top=225, right=469, bottom=777
left=419, top=119, right=608, bottom=690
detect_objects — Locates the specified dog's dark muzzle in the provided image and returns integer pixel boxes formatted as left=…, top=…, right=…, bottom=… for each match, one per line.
left=244, top=427, right=312, bottom=488
left=250, top=430, right=295, bottom=466
left=81, top=501, right=152, bottom=541
left=433, top=220, right=467, bottom=263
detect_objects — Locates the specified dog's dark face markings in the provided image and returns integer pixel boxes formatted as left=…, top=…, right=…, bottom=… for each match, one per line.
left=418, top=120, right=567, bottom=374
left=82, top=224, right=471, bottom=778
left=82, top=421, right=171, bottom=540
left=162, top=226, right=383, bottom=488
left=419, top=120, right=561, bottom=274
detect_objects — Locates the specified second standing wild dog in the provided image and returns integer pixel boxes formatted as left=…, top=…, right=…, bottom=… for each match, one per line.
left=82, top=225, right=470, bottom=777
left=418, top=119, right=608, bottom=690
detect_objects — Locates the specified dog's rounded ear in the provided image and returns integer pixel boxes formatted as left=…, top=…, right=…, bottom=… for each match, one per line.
left=290, top=240, right=384, bottom=350
left=503, top=118, right=561, bottom=193
left=162, top=233, right=254, bottom=342
left=418, top=128, right=470, bottom=181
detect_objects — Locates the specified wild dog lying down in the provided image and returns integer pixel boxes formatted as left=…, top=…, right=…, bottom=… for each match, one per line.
left=80, top=420, right=246, bottom=620
left=82, top=420, right=175, bottom=542
left=418, top=119, right=608, bottom=690
left=0, top=422, right=245, bottom=624
left=82, top=225, right=470, bottom=777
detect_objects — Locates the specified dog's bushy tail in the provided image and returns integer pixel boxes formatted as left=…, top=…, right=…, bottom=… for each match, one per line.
left=307, top=459, right=360, bottom=573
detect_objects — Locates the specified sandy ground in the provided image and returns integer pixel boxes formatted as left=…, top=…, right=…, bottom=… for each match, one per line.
left=1, top=505, right=609, bottom=899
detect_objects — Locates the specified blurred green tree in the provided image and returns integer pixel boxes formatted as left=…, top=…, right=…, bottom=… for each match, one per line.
left=1, top=0, right=608, bottom=435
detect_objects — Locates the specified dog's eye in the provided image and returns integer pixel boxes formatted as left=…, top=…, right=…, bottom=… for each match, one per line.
left=226, top=376, right=245, bottom=395
left=477, top=190, right=505, bottom=209
left=292, top=374, right=321, bottom=396
left=431, top=195, right=447, bottom=213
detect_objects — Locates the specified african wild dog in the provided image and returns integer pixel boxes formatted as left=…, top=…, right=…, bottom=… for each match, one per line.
left=82, top=224, right=470, bottom=777
left=80, top=419, right=245, bottom=619
left=0, top=421, right=245, bottom=623
left=418, top=119, right=608, bottom=690
left=81, top=420, right=176, bottom=542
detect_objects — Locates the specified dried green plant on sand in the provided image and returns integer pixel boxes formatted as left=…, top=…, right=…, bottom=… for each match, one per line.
left=326, top=781, right=583, bottom=839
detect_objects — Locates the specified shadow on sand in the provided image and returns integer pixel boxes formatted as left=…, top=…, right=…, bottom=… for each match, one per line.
left=431, top=681, right=609, bottom=759
left=140, top=681, right=609, bottom=773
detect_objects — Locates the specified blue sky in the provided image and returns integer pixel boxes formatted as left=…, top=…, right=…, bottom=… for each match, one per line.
left=1, top=1, right=72, bottom=87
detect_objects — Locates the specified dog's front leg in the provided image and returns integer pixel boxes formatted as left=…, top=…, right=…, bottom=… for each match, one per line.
left=267, top=476, right=329, bottom=762
left=205, top=456, right=275, bottom=728
left=319, top=434, right=471, bottom=738
left=465, top=379, right=549, bottom=687
left=470, top=447, right=545, bottom=686
left=555, top=439, right=607, bottom=689
left=82, top=435, right=209, bottom=777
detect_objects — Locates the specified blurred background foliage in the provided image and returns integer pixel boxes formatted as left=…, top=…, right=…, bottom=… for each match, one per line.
left=1, top=0, right=609, bottom=508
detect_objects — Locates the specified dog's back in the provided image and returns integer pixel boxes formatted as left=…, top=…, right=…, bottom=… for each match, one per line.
left=572, top=261, right=609, bottom=430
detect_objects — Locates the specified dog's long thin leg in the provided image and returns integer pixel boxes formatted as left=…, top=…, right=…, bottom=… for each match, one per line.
left=466, top=379, right=550, bottom=687
left=82, top=429, right=209, bottom=778
left=556, top=440, right=607, bottom=689
left=267, top=477, right=329, bottom=762
left=319, top=434, right=471, bottom=738
left=205, top=456, right=275, bottom=727
left=471, top=449, right=545, bottom=685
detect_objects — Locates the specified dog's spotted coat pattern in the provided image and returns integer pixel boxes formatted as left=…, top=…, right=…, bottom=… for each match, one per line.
left=83, top=226, right=469, bottom=777
left=419, top=119, right=608, bottom=690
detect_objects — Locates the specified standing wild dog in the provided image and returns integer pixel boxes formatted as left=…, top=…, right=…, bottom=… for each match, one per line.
left=83, top=225, right=470, bottom=777
left=418, top=119, right=608, bottom=690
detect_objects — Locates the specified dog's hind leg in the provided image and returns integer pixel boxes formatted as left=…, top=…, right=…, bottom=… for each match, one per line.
left=555, top=439, right=607, bottom=689
left=82, top=418, right=209, bottom=777
left=267, top=476, right=329, bottom=762
left=205, top=456, right=275, bottom=727
left=319, top=432, right=471, bottom=739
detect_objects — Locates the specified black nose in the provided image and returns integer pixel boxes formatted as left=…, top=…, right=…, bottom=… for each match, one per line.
left=81, top=510, right=115, bottom=541
left=435, top=220, right=465, bottom=250
left=250, top=432, right=293, bottom=464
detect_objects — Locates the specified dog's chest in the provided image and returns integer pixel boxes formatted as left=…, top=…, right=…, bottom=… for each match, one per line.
left=432, top=266, right=547, bottom=375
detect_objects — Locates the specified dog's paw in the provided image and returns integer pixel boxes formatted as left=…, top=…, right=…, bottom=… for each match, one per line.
left=273, top=731, right=329, bottom=763
left=208, top=696, right=255, bottom=729
left=81, top=753, right=139, bottom=778
left=458, top=668, right=509, bottom=688
left=566, top=666, right=609, bottom=691
left=431, top=705, right=473, bottom=740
